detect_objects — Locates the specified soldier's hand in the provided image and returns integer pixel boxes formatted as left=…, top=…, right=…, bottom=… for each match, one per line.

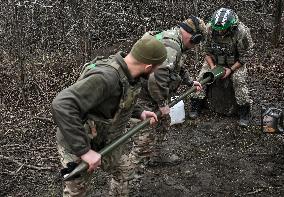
left=193, top=81, right=202, bottom=91
left=80, top=149, right=101, bottom=173
left=140, top=110, right=158, bottom=125
left=159, top=105, right=170, bottom=116
left=210, top=64, right=217, bottom=69
left=222, top=67, right=232, bottom=79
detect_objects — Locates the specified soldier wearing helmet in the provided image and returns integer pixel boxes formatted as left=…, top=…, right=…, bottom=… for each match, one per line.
left=189, top=8, right=254, bottom=127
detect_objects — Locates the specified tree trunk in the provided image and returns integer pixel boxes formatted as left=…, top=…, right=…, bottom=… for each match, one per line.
left=14, top=3, right=27, bottom=105
left=272, top=0, right=283, bottom=47
left=193, top=0, right=200, bottom=69
left=14, top=3, right=26, bottom=86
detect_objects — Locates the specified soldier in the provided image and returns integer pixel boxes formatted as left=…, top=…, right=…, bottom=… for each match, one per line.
left=52, top=36, right=167, bottom=197
left=189, top=8, right=254, bottom=127
left=129, top=16, right=206, bottom=168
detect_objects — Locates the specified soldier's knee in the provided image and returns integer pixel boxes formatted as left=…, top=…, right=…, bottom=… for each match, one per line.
left=63, top=178, right=89, bottom=197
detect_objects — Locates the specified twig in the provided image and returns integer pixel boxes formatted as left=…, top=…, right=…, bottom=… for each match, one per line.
left=33, top=116, right=53, bottom=123
left=246, top=152, right=270, bottom=156
left=15, top=164, right=24, bottom=173
left=246, top=188, right=264, bottom=195
left=2, top=144, right=26, bottom=147
left=29, top=146, right=57, bottom=151
left=0, top=155, right=52, bottom=171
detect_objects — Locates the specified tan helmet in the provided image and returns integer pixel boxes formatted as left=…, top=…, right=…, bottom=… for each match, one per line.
left=130, top=35, right=167, bottom=65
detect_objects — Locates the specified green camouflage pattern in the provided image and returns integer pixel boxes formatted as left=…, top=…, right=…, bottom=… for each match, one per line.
left=142, top=28, right=191, bottom=106
left=204, top=21, right=254, bottom=66
left=193, top=21, right=254, bottom=106
left=55, top=54, right=141, bottom=197
left=192, top=61, right=252, bottom=105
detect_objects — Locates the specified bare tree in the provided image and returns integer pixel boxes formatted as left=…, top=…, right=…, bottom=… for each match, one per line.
left=193, top=0, right=200, bottom=68
left=272, top=0, right=283, bottom=47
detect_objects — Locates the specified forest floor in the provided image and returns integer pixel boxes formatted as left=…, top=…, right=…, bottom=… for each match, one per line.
left=1, top=21, right=284, bottom=197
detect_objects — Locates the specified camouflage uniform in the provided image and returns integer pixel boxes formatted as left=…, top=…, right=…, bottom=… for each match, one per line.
left=192, top=21, right=254, bottom=106
left=129, top=27, right=194, bottom=166
left=53, top=52, right=142, bottom=197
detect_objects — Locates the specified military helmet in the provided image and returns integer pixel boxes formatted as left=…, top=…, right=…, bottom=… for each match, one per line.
left=210, top=8, right=238, bottom=31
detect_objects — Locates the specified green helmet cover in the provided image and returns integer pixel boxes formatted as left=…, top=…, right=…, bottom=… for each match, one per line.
left=210, top=8, right=238, bottom=31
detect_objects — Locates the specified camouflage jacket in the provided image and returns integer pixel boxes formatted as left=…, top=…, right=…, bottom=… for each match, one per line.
left=52, top=52, right=143, bottom=156
left=204, top=21, right=254, bottom=66
left=142, top=27, right=192, bottom=106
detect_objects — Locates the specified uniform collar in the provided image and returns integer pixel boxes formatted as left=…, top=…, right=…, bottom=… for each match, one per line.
left=114, top=52, right=140, bottom=85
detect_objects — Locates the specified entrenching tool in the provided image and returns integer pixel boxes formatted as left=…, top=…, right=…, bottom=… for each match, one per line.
left=63, top=66, right=225, bottom=181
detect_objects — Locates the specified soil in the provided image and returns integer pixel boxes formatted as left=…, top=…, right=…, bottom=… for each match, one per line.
left=1, top=1, right=284, bottom=197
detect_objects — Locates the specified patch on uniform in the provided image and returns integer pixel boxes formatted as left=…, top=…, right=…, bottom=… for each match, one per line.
left=89, top=63, right=96, bottom=68
left=155, top=32, right=163, bottom=41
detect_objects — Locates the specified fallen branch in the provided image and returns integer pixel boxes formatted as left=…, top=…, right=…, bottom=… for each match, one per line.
left=246, top=188, right=264, bottom=195
left=242, top=0, right=256, bottom=2
left=0, top=154, right=52, bottom=171
left=29, top=146, right=57, bottom=151
left=33, top=116, right=53, bottom=123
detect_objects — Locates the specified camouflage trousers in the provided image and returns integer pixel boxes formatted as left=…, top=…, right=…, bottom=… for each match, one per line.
left=192, top=61, right=252, bottom=105
left=128, top=97, right=170, bottom=169
left=57, top=133, right=135, bottom=197
left=128, top=117, right=169, bottom=167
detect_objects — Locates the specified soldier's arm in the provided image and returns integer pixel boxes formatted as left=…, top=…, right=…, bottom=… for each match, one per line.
left=147, top=40, right=181, bottom=105
left=180, top=66, right=193, bottom=86
left=131, top=104, right=144, bottom=119
left=147, top=65, right=171, bottom=107
left=235, top=23, right=254, bottom=68
left=228, top=25, right=254, bottom=73
left=203, top=26, right=216, bottom=69
left=205, top=55, right=216, bottom=69
left=52, top=72, right=119, bottom=156
left=177, top=54, right=193, bottom=86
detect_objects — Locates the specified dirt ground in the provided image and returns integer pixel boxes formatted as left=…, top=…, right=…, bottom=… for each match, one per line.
left=1, top=43, right=283, bottom=197
left=1, top=2, right=284, bottom=197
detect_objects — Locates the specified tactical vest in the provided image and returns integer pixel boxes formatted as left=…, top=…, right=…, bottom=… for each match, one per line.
left=79, top=56, right=141, bottom=151
left=210, top=32, right=239, bottom=67
left=146, top=29, right=183, bottom=92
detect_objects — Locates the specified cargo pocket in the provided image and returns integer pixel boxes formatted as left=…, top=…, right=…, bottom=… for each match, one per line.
left=87, top=118, right=111, bottom=152
left=217, top=56, right=225, bottom=65
left=226, top=56, right=235, bottom=65
left=86, top=120, right=97, bottom=139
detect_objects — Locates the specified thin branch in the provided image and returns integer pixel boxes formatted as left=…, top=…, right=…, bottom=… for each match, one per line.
left=246, top=188, right=264, bottom=195
left=33, top=116, right=53, bottom=123
left=0, top=155, right=52, bottom=171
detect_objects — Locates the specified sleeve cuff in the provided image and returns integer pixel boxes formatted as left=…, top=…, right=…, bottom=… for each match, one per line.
left=157, top=100, right=167, bottom=108
left=74, top=146, right=91, bottom=157
left=185, top=80, right=194, bottom=87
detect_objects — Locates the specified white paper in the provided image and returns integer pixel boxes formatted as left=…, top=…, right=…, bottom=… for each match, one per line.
left=169, top=97, right=185, bottom=126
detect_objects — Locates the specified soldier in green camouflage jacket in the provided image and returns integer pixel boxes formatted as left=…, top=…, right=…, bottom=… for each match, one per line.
left=189, top=8, right=254, bottom=127
left=129, top=16, right=206, bottom=169
left=52, top=36, right=167, bottom=197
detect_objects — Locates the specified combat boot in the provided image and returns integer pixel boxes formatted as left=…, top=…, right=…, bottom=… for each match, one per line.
left=238, top=104, right=250, bottom=127
left=189, top=98, right=203, bottom=119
